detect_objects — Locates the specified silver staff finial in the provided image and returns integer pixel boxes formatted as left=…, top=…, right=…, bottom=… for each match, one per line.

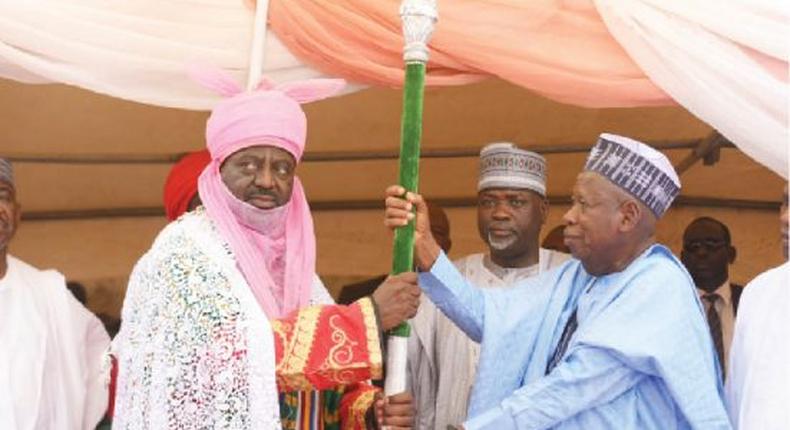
left=400, top=0, right=438, bottom=64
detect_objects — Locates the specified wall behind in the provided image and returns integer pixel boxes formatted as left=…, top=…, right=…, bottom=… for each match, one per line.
left=10, top=203, right=784, bottom=318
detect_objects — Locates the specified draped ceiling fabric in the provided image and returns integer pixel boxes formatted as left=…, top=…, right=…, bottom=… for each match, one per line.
left=0, top=0, right=338, bottom=109
left=268, top=0, right=670, bottom=107
left=0, top=0, right=786, bottom=177
left=268, top=0, right=788, bottom=177
left=594, top=0, right=789, bottom=178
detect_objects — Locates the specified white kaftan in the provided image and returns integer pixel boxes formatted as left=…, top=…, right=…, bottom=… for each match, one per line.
left=0, top=255, right=110, bottom=430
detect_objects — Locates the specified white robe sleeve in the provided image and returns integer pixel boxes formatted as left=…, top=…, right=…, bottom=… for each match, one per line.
left=43, top=270, right=111, bottom=430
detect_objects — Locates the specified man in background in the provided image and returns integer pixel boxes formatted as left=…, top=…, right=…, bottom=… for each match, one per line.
left=681, top=217, right=743, bottom=375
left=0, top=157, right=110, bottom=429
left=726, top=184, right=789, bottom=429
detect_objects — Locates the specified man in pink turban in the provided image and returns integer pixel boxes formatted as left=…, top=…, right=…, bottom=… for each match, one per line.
left=113, top=74, right=419, bottom=429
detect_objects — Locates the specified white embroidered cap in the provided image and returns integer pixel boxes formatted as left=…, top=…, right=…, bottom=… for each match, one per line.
left=478, top=142, right=546, bottom=195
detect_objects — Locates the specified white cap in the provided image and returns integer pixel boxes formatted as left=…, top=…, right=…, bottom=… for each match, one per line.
left=478, top=142, right=546, bottom=195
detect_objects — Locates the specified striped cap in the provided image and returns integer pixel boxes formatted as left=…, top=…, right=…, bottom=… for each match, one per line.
left=584, top=133, right=680, bottom=217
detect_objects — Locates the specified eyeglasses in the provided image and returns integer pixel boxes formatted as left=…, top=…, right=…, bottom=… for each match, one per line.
left=683, top=239, right=727, bottom=253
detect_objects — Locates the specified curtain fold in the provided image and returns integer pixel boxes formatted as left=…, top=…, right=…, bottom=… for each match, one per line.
left=268, top=0, right=670, bottom=108
left=595, top=0, right=788, bottom=177
left=0, top=0, right=339, bottom=109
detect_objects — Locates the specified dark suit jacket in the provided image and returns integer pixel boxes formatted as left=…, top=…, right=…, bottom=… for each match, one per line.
left=730, top=283, right=744, bottom=315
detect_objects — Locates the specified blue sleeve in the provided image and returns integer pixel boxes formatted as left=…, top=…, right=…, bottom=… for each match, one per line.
left=465, top=347, right=644, bottom=430
left=418, top=251, right=486, bottom=342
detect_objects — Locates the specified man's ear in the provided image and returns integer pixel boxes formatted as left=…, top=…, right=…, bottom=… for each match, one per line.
left=619, top=199, right=642, bottom=232
left=727, top=245, right=737, bottom=264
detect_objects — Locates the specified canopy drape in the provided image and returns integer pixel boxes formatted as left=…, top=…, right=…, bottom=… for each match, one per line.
left=0, top=0, right=786, bottom=177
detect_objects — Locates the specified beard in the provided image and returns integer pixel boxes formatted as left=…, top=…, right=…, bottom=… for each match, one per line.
left=487, top=231, right=517, bottom=251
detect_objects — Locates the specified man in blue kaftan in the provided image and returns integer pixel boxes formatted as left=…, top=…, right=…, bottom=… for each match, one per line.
left=384, top=133, right=732, bottom=430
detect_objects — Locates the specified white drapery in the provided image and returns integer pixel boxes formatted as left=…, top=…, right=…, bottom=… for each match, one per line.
left=0, top=0, right=339, bottom=110
left=0, top=0, right=786, bottom=178
left=596, top=0, right=789, bottom=178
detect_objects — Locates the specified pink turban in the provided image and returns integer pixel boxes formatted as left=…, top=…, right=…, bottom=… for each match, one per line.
left=193, top=68, right=345, bottom=318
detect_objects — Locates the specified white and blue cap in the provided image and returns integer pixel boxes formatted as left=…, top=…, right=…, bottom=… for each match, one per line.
left=584, top=133, right=680, bottom=217
left=0, top=157, right=13, bottom=188
left=478, top=142, right=546, bottom=195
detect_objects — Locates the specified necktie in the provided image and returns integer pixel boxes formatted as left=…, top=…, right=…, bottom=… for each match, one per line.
left=702, top=293, right=725, bottom=376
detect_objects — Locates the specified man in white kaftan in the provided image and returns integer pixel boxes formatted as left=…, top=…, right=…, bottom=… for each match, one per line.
left=114, top=208, right=330, bottom=429
left=114, top=75, right=419, bottom=430
left=0, top=158, right=110, bottom=429
left=726, top=184, right=789, bottom=429
left=407, top=143, right=568, bottom=429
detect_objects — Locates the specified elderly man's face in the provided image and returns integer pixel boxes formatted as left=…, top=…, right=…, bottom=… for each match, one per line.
left=0, top=181, right=20, bottom=251
left=220, top=145, right=296, bottom=209
left=562, top=173, right=625, bottom=274
left=477, top=188, right=546, bottom=260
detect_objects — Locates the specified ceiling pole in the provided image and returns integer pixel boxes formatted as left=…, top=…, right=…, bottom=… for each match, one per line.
left=246, top=0, right=270, bottom=91
left=2, top=138, right=738, bottom=164
left=674, top=131, right=728, bottom=175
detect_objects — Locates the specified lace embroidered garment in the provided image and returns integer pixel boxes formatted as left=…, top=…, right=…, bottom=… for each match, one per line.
left=113, top=209, right=381, bottom=429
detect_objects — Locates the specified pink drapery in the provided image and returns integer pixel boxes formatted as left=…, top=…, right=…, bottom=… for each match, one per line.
left=267, top=0, right=673, bottom=108
left=265, top=0, right=788, bottom=178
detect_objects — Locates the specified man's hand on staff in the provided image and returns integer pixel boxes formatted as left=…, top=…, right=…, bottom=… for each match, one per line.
left=371, top=273, right=420, bottom=331
left=374, top=392, right=414, bottom=430
left=383, top=185, right=442, bottom=271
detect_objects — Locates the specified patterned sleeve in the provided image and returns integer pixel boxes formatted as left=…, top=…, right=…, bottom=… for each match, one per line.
left=339, top=383, right=380, bottom=430
left=272, top=297, right=383, bottom=392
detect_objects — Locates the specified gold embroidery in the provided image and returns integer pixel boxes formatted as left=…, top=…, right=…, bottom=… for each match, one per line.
left=328, top=314, right=357, bottom=366
left=344, top=388, right=377, bottom=430
left=277, top=306, right=322, bottom=391
left=358, top=298, right=383, bottom=380
left=315, top=313, right=364, bottom=387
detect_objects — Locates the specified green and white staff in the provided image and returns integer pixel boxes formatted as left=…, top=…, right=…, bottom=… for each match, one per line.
left=385, top=0, right=438, bottom=397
